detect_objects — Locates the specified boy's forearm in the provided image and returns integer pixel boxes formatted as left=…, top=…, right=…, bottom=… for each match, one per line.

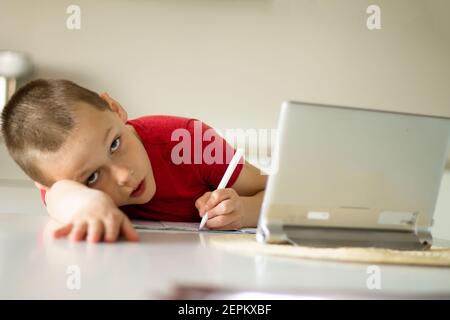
left=45, top=180, right=89, bottom=223
left=241, top=190, right=265, bottom=228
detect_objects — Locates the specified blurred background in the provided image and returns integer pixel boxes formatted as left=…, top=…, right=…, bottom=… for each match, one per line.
left=0, top=0, right=449, bottom=238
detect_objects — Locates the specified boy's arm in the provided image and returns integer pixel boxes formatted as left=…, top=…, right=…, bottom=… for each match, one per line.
left=40, top=180, right=139, bottom=242
left=229, top=160, right=267, bottom=227
left=44, top=179, right=104, bottom=223
left=195, top=161, right=267, bottom=228
left=231, top=160, right=267, bottom=194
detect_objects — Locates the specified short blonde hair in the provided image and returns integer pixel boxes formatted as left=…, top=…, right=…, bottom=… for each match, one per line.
left=1, top=79, right=110, bottom=185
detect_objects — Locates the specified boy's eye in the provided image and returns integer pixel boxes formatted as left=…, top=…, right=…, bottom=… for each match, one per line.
left=84, top=137, right=120, bottom=186
left=111, top=137, right=121, bottom=152
left=86, top=172, right=99, bottom=185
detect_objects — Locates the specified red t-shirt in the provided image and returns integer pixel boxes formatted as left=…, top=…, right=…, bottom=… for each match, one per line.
left=40, top=115, right=243, bottom=222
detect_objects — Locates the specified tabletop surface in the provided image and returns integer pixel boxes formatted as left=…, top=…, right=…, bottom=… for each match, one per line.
left=1, top=213, right=450, bottom=299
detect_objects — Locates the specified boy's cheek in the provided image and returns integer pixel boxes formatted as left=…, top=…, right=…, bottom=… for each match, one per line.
left=97, top=187, right=124, bottom=207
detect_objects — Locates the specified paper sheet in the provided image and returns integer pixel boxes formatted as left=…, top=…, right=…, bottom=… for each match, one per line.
left=132, top=220, right=256, bottom=234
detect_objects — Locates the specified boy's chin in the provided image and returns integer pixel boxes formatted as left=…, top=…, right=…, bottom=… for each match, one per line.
left=128, top=198, right=147, bottom=205
left=127, top=192, right=154, bottom=205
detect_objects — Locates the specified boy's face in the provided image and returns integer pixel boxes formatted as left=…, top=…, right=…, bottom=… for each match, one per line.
left=35, top=98, right=156, bottom=207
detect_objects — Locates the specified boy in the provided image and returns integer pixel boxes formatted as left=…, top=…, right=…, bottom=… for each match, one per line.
left=1, top=79, right=266, bottom=243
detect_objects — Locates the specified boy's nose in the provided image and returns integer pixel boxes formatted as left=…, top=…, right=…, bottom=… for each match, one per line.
left=112, top=165, right=134, bottom=187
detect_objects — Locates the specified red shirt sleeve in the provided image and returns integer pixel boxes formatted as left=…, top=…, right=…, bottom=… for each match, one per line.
left=40, top=189, right=47, bottom=207
left=186, top=120, right=244, bottom=189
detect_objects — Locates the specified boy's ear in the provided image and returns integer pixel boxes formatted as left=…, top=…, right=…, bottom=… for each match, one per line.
left=99, top=92, right=128, bottom=123
left=34, top=181, right=48, bottom=191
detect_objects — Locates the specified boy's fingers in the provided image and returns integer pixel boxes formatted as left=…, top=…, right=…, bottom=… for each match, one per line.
left=120, top=217, right=140, bottom=242
left=53, top=223, right=73, bottom=239
left=211, top=220, right=240, bottom=231
left=103, top=217, right=121, bottom=242
left=195, top=192, right=211, bottom=215
left=206, top=212, right=239, bottom=230
left=87, top=221, right=104, bottom=243
left=205, top=199, right=234, bottom=219
left=69, top=222, right=88, bottom=241
left=204, top=189, right=234, bottom=213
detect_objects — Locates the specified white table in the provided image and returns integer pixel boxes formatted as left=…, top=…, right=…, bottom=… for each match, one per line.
left=1, top=213, right=450, bottom=299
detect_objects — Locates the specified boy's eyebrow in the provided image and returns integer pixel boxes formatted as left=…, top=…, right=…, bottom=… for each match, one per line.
left=74, top=126, right=114, bottom=181
left=102, top=126, right=114, bottom=145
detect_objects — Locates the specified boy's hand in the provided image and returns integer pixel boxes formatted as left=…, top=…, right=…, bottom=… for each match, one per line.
left=195, top=188, right=244, bottom=230
left=46, top=180, right=139, bottom=243
left=53, top=208, right=139, bottom=243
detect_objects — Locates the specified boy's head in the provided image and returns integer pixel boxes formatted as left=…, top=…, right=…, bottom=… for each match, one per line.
left=1, top=79, right=155, bottom=206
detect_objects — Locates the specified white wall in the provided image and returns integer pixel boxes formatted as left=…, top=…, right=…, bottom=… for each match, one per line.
left=1, top=0, right=449, bottom=128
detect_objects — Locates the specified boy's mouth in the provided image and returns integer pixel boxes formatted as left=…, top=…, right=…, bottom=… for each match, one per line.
left=130, top=178, right=146, bottom=198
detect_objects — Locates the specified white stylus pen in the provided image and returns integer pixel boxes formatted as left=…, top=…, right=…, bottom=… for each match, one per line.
left=198, top=148, right=244, bottom=230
